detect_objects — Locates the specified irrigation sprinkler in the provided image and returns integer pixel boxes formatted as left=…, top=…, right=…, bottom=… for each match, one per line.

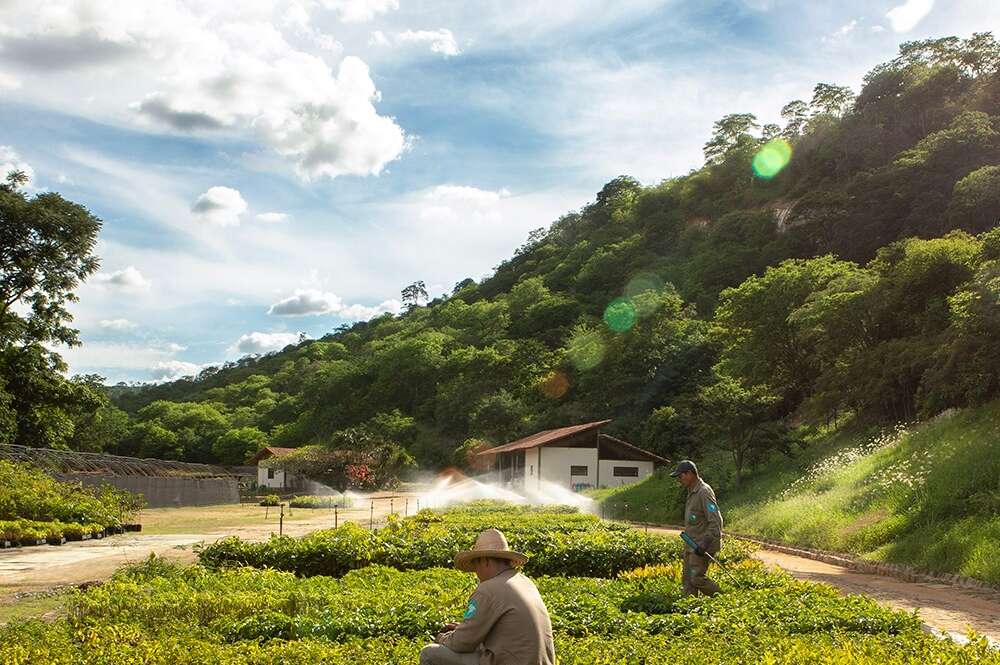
left=334, top=505, right=339, bottom=528
left=416, top=498, right=420, bottom=512
left=405, top=498, right=409, bottom=516
left=390, top=498, right=394, bottom=516
left=644, top=506, right=649, bottom=533
left=370, top=500, right=374, bottom=530
left=279, top=504, right=285, bottom=536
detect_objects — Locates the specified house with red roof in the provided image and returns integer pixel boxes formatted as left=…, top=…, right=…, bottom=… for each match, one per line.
left=476, top=420, right=668, bottom=491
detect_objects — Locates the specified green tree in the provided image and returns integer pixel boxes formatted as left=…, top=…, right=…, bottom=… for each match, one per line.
left=694, top=375, right=785, bottom=485
left=401, top=281, right=428, bottom=310
left=703, top=113, right=760, bottom=164
left=809, top=83, right=854, bottom=116
left=213, top=427, right=268, bottom=465
left=780, top=100, right=809, bottom=138
left=0, top=172, right=101, bottom=349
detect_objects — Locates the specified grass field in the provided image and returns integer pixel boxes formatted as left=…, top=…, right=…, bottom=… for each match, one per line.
left=594, top=400, right=1000, bottom=584
left=138, top=502, right=329, bottom=535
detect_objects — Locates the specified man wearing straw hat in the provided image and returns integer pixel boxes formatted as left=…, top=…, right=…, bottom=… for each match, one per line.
left=419, top=528, right=555, bottom=665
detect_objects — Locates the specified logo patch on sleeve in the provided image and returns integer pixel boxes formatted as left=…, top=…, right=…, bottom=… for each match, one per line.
left=463, top=599, right=478, bottom=620
left=707, top=502, right=718, bottom=513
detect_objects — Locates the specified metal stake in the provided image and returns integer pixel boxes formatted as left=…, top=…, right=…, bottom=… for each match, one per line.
left=279, top=504, right=284, bottom=536
left=370, top=500, right=374, bottom=530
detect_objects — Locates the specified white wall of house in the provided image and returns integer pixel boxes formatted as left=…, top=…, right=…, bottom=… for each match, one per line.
left=524, top=447, right=540, bottom=490
left=597, top=459, right=654, bottom=488
left=257, top=465, right=286, bottom=489
left=539, top=446, right=599, bottom=488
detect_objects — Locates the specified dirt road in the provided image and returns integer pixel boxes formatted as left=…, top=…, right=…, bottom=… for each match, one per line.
left=0, top=494, right=412, bottom=598
left=643, top=526, right=1000, bottom=645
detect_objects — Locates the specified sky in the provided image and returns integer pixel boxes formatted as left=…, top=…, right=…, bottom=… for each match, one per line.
left=1, top=0, right=997, bottom=383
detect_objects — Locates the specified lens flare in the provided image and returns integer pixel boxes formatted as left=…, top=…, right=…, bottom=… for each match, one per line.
left=604, top=297, right=637, bottom=333
left=539, top=371, right=570, bottom=399
left=567, top=329, right=606, bottom=371
left=624, top=272, right=665, bottom=318
left=752, top=138, right=793, bottom=180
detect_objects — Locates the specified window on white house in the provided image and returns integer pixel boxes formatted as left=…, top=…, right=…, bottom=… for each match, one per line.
left=613, top=466, right=639, bottom=477
left=267, top=467, right=275, bottom=479
left=570, top=465, right=588, bottom=476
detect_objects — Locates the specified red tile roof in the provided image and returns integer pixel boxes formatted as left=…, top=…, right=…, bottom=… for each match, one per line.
left=248, top=446, right=297, bottom=465
left=476, top=420, right=612, bottom=456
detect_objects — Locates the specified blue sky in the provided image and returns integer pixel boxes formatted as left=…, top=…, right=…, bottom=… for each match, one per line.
left=1, top=0, right=996, bottom=382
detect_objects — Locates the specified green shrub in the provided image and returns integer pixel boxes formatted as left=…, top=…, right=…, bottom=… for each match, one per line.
left=288, top=495, right=345, bottom=509
left=259, top=495, right=280, bottom=507
left=0, top=460, right=142, bottom=529
left=198, top=507, right=705, bottom=578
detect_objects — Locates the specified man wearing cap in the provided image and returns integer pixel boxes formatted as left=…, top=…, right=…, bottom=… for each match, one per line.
left=419, top=528, right=555, bottom=665
left=671, top=459, right=723, bottom=596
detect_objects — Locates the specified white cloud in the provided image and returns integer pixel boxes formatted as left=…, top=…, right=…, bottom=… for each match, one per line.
left=192, top=186, right=248, bottom=227
left=829, top=19, right=857, bottom=40
left=99, top=318, right=137, bottom=330
left=427, top=185, right=510, bottom=206
left=886, top=0, right=934, bottom=32
left=0, top=1, right=406, bottom=181
left=339, top=299, right=402, bottom=319
left=321, top=0, right=399, bottom=23
left=233, top=331, right=301, bottom=354
left=0, top=71, right=20, bottom=89
left=0, top=145, right=35, bottom=184
left=150, top=360, right=204, bottom=382
left=283, top=1, right=342, bottom=51
left=871, top=25, right=886, bottom=33
left=256, top=211, right=290, bottom=223
left=267, top=288, right=402, bottom=318
left=94, top=266, right=152, bottom=292
left=268, top=289, right=343, bottom=315
left=395, top=29, right=461, bottom=56
left=418, top=185, right=510, bottom=224
left=163, top=342, right=187, bottom=353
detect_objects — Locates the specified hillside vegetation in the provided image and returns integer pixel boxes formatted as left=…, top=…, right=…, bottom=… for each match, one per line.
left=594, top=399, right=1000, bottom=584
left=3, top=35, right=999, bottom=480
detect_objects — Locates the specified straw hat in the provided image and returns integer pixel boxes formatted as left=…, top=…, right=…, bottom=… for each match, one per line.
left=454, top=528, right=528, bottom=572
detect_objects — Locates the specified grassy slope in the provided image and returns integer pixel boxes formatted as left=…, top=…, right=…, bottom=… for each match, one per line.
left=592, top=400, right=1000, bottom=584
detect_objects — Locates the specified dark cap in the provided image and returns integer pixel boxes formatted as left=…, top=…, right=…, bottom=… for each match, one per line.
left=669, top=460, right=698, bottom=477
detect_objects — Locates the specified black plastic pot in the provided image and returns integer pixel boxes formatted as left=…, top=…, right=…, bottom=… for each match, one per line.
left=123, top=524, right=142, bottom=533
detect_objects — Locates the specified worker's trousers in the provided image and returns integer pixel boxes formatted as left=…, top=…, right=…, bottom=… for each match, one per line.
left=419, top=644, right=480, bottom=665
left=682, top=549, right=721, bottom=596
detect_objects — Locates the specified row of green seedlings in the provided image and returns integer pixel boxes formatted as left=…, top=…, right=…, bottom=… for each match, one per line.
left=258, top=495, right=354, bottom=508
left=0, top=518, right=134, bottom=548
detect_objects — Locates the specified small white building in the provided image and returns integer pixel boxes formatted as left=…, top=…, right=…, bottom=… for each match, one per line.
left=249, top=446, right=301, bottom=490
left=478, top=420, right=667, bottom=491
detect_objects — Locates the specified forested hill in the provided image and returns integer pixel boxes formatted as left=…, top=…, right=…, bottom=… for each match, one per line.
left=109, top=35, right=1000, bottom=475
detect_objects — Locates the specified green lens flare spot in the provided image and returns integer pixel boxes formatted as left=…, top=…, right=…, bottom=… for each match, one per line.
left=752, top=138, right=793, bottom=180
left=603, top=298, right=637, bottom=333
left=567, top=330, right=606, bottom=371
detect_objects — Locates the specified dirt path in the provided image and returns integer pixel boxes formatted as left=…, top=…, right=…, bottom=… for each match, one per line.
left=0, top=493, right=413, bottom=599
left=642, top=526, right=1000, bottom=645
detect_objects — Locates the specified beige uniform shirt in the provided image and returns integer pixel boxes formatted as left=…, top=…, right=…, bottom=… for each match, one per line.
left=684, top=479, right=723, bottom=553
left=439, top=569, right=555, bottom=665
